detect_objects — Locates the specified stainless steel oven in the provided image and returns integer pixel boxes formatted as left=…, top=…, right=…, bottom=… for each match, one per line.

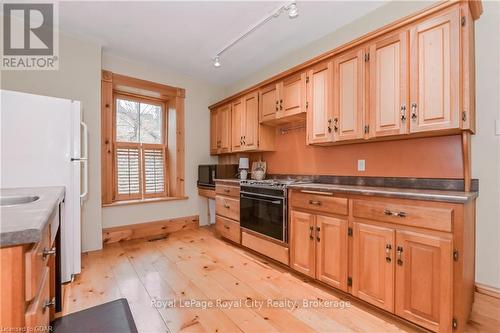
left=240, top=181, right=288, bottom=243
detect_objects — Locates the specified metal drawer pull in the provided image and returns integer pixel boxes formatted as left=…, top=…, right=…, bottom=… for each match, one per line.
left=309, top=226, right=314, bottom=240
left=309, top=200, right=321, bottom=206
left=43, top=297, right=56, bottom=311
left=223, top=203, right=230, bottom=208
left=223, top=188, right=230, bottom=193
left=316, top=227, right=321, bottom=242
left=224, top=225, right=230, bottom=230
left=383, top=209, right=406, bottom=218
left=385, top=244, right=392, bottom=263
left=42, top=247, right=56, bottom=259
left=300, top=190, right=333, bottom=196
left=396, top=246, right=403, bottom=266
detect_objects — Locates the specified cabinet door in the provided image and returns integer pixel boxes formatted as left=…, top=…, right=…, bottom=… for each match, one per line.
left=409, top=8, right=460, bottom=133
left=259, top=84, right=278, bottom=123
left=210, top=109, right=218, bottom=154
left=333, top=48, right=365, bottom=141
left=315, top=215, right=348, bottom=291
left=243, top=92, right=259, bottom=150
left=231, top=99, right=244, bottom=152
left=395, top=230, right=453, bottom=332
left=290, top=210, right=315, bottom=277
left=278, top=72, right=306, bottom=119
left=369, top=31, right=409, bottom=137
left=307, top=61, right=334, bottom=144
left=217, top=104, right=232, bottom=153
left=352, top=222, right=395, bottom=312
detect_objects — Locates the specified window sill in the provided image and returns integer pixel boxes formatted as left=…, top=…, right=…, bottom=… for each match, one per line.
left=102, top=196, right=189, bottom=207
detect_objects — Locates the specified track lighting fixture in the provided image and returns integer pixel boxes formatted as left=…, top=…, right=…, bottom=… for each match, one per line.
left=212, top=1, right=299, bottom=68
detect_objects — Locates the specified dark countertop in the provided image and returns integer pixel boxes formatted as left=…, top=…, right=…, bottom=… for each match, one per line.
left=1, top=186, right=65, bottom=247
left=288, top=183, right=477, bottom=203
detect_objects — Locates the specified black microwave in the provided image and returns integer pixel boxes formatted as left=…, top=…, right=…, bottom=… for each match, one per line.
left=197, top=164, right=238, bottom=188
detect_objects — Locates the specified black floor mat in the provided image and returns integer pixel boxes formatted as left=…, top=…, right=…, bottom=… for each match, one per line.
left=53, top=298, right=138, bottom=333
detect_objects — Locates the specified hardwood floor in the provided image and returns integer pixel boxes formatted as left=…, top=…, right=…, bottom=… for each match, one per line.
left=63, top=227, right=499, bottom=333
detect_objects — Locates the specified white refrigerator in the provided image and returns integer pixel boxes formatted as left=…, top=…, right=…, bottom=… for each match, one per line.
left=0, top=89, right=88, bottom=282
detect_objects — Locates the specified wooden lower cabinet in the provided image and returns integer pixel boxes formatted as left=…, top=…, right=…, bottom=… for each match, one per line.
left=289, top=210, right=315, bottom=277
left=316, top=215, right=348, bottom=291
left=214, top=181, right=241, bottom=244
left=352, top=222, right=395, bottom=312
left=395, top=230, right=453, bottom=332
left=287, top=189, right=474, bottom=333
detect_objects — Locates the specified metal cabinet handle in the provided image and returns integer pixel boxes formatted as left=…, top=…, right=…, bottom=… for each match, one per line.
left=308, top=200, right=321, bottom=206
left=383, top=209, right=407, bottom=218
left=223, top=189, right=230, bottom=193
left=397, top=246, right=403, bottom=265
left=333, top=118, right=339, bottom=132
left=42, top=247, right=56, bottom=259
left=327, top=119, right=332, bottom=133
left=43, top=297, right=56, bottom=311
left=385, top=244, right=392, bottom=263
left=224, top=225, right=230, bottom=230
left=309, top=226, right=314, bottom=240
left=411, top=103, right=417, bottom=120
left=223, top=203, right=230, bottom=209
left=316, top=227, right=321, bottom=242
left=400, top=105, right=407, bottom=121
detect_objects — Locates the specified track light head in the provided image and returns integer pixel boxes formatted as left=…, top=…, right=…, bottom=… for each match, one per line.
left=286, top=2, right=298, bottom=19
left=213, top=56, right=221, bottom=68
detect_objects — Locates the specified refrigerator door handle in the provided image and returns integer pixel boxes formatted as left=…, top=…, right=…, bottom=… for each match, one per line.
left=79, top=121, right=89, bottom=203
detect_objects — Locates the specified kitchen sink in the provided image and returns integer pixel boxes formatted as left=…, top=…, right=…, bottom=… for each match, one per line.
left=0, top=195, right=40, bottom=206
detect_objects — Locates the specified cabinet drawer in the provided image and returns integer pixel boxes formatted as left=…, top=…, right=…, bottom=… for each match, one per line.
left=290, top=191, right=348, bottom=216
left=216, top=216, right=241, bottom=244
left=241, top=231, right=289, bottom=265
left=215, top=184, right=240, bottom=197
left=25, top=224, right=51, bottom=301
left=25, top=267, right=50, bottom=330
left=216, top=196, right=240, bottom=221
left=352, top=199, right=453, bottom=232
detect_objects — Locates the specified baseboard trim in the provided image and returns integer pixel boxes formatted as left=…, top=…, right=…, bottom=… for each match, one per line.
left=102, top=215, right=199, bottom=244
left=475, top=283, right=500, bottom=300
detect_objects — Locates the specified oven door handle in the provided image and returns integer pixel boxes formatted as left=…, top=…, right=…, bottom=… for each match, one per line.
left=240, top=195, right=282, bottom=205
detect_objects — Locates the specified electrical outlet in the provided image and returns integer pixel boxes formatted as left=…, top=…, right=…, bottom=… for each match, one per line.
left=357, top=159, right=366, bottom=172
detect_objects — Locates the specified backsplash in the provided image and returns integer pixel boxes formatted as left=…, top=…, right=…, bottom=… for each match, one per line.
left=259, top=128, right=463, bottom=179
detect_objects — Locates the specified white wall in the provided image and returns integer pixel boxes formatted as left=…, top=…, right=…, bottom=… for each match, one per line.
left=224, top=1, right=500, bottom=289
left=1, top=33, right=103, bottom=252
left=471, top=0, right=500, bottom=289
left=101, top=53, right=224, bottom=228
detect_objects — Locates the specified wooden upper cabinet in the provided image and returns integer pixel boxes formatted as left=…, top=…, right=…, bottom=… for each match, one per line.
left=306, top=61, right=334, bottom=144
left=352, top=222, right=395, bottom=312
left=369, top=31, right=409, bottom=138
left=216, top=103, right=232, bottom=154
left=395, top=230, right=453, bottom=332
left=243, top=92, right=259, bottom=150
left=315, top=215, right=348, bottom=291
left=290, top=210, right=315, bottom=278
left=333, top=47, right=365, bottom=141
left=259, top=83, right=278, bottom=123
left=277, top=72, right=307, bottom=120
left=409, top=7, right=460, bottom=133
left=231, top=99, right=244, bottom=152
left=210, top=109, right=218, bottom=154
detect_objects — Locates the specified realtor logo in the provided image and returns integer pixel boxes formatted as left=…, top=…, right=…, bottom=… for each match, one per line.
left=1, top=2, right=59, bottom=70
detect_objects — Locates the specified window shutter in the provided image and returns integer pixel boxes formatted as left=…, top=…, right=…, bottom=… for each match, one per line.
left=116, top=147, right=141, bottom=197
left=143, top=147, right=166, bottom=195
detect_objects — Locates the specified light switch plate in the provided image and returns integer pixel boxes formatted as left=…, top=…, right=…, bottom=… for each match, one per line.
left=495, top=119, right=500, bottom=136
left=357, top=159, right=366, bottom=172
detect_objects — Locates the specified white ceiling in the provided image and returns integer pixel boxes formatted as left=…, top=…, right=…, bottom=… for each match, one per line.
left=59, top=1, right=387, bottom=86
